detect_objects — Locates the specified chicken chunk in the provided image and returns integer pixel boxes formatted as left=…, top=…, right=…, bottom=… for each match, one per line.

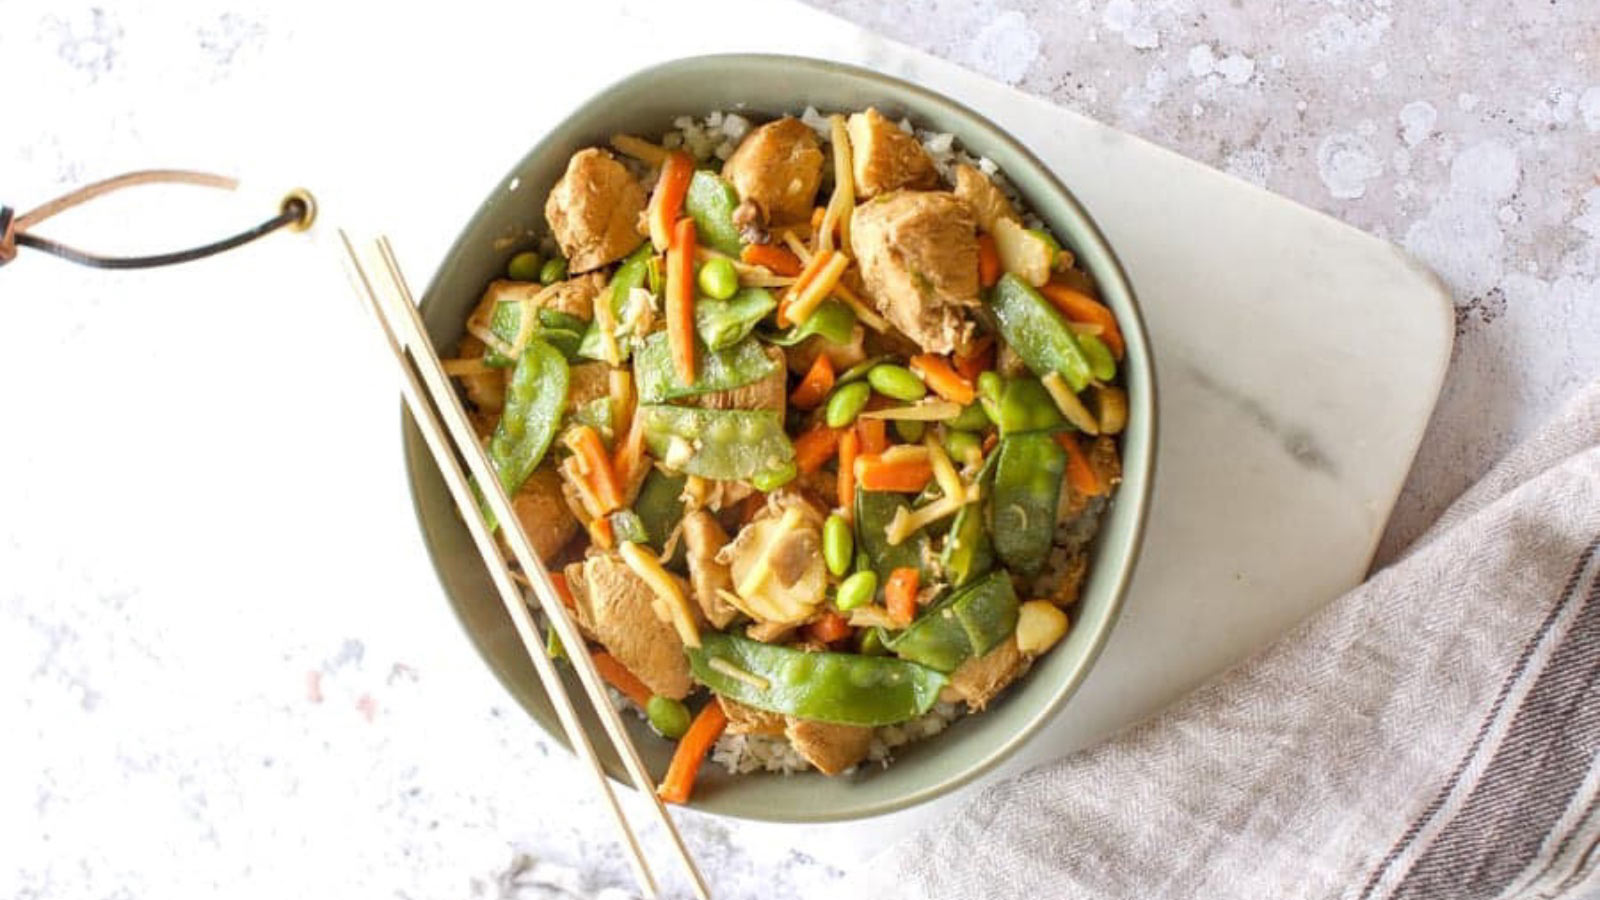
left=544, top=149, right=647, bottom=273
left=721, top=117, right=825, bottom=225
left=846, top=108, right=940, bottom=197
left=719, top=697, right=785, bottom=737
left=687, top=346, right=787, bottom=413
left=850, top=191, right=980, bottom=354
left=785, top=717, right=873, bottom=775
left=564, top=554, right=692, bottom=699
left=454, top=334, right=507, bottom=412
left=943, top=638, right=1029, bottom=711
left=504, top=466, right=578, bottom=563
left=718, top=490, right=827, bottom=626
left=953, top=163, right=1019, bottom=234
left=566, top=361, right=614, bottom=410
left=682, top=510, right=739, bottom=628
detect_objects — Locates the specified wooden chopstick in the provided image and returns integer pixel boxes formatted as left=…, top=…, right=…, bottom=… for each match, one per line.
left=346, top=233, right=711, bottom=900
left=338, top=233, right=663, bottom=899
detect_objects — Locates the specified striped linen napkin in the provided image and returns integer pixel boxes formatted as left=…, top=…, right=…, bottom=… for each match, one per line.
left=865, top=377, right=1600, bottom=900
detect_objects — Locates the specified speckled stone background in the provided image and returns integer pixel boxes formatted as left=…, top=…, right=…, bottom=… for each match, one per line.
left=4, top=1, right=1597, bottom=899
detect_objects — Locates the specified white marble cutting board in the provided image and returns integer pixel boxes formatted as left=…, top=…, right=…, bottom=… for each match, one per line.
left=1, top=0, right=1452, bottom=892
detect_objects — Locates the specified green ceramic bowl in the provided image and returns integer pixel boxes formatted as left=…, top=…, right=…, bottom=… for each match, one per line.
left=404, top=54, right=1156, bottom=822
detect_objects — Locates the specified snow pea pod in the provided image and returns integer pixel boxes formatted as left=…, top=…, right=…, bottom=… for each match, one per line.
left=484, top=305, right=588, bottom=366
left=638, top=405, right=796, bottom=484
left=685, top=170, right=744, bottom=255
left=632, top=469, right=687, bottom=569
left=997, top=376, right=1064, bottom=436
left=855, top=488, right=933, bottom=589
left=941, top=454, right=998, bottom=588
left=991, top=432, right=1067, bottom=576
left=762, top=300, right=857, bottom=347
left=687, top=633, right=947, bottom=727
left=695, top=286, right=776, bottom=350
left=990, top=273, right=1093, bottom=391
left=634, top=333, right=780, bottom=404
left=488, top=339, right=569, bottom=495
left=577, top=244, right=654, bottom=361
left=883, top=570, right=1019, bottom=672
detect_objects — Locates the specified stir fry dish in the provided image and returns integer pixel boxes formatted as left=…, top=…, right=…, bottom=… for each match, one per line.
left=444, top=107, right=1127, bottom=803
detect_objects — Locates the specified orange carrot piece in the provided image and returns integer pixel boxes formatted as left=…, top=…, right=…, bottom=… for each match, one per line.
left=776, top=248, right=835, bottom=327
left=790, top=353, right=836, bottom=410
left=667, top=217, right=698, bottom=384
left=1040, top=282, right=1124, bottom=360
left=571, top=424, right=623, bottom=513
left=856, top=418, right=889, bottom=454
left=854, top=454, right=935, bottom=493
left=977, top=233, right=1001, bottom=288
left=550, top=572, right=576, bottom=610
left=1056, top=432, right=1106, bottom=497
left=741, top=242, right=803, bottom=277
left=886, top=567, right=919, bottom=626
left=591, top=514, right=616, bottom=550
left=909, top=354, right=976, bottom=406
left=953, top=336, right=995, bottom=383
left=658, top=701, right=728, bottom=805
left=805, top=611, right=852, bottom=644
left=592, top=652, right=652, bottom=710
left=836, top=428, right=859, bottom=517
left=794, top=423, right=843, bottom=475
left=647, top=151, right=695, bottom=251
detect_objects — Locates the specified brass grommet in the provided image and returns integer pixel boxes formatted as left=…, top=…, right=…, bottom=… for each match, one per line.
left=281, top=188, right=317, bottom=232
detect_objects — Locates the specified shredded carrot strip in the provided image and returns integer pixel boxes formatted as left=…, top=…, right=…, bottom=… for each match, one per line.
left=1040, top=282, right=1124, bottom=360
left=667, top=217, right=697, bottom=383
left=786, top=251, right=850, bottom=325
left=909, top=354, right=976, bottom=406
left=1056, top=433, right=1106, bottom=497
left=953, top=336, right=995, bottom=383
left=885, top=567, right=919, bottom=626
left=836, top=428, right=859, bottom=517
left=977, top=233, right=1001, bottom=288
left=805, top=611, right=852, bottom=644
left=794, top=423, right=843, bottom=475
left=648, top=151, right=695, bottom=252
left=658, top=701, right=728, bottom=805
left=740, top=242, right=803, bottom=277
left=550, top=572, right=576, bottom=610
left=776, top=248, right=836, bottom=327
left=591, top=514, right=616, bottom=550
left=854, top=453, right=935, bottom=493
left=789, top=353, right=835, bottom=410
left=569, top=425, right=622, bottom=513
left=856, top=418, right=889, bottom=454
left=592, top=652, right=653, bottom=710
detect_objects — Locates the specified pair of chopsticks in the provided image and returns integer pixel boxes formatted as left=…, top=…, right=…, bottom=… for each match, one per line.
left=338, top=232, right=710, bottom=900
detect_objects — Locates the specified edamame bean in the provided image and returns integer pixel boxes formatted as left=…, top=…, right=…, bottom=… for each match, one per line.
left=539, top=256, right=568, bottom=285
left=944, top=429, right=982, bottom=464
left=697, top=256, right=739, bottom=300
left=868, top=364, right=927, bottom=402
left=949, top=402, right=991, bottom=431
left=823, top=514, right=853, bottom=576
left=645, top=695, right=691, bottom=739
left=835, top=570, right=877, bottom=611
left=825, top=380, right=872, bottom=428
left=977, top=371, right=1004, bottom=425
left=507, top=250, right=543, bottom=282
left=894, top=419, right=925, bottom=442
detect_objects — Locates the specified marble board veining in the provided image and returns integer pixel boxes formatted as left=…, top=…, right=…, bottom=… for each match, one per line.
left=2, top=0, right=1512, bottom=897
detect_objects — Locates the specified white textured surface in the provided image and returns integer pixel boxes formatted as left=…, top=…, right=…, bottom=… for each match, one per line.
left=3, top=1, right=1594, bottom=899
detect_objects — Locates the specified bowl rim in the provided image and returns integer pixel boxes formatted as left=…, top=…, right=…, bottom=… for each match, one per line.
left=402, top=52, right=1158, bottom=823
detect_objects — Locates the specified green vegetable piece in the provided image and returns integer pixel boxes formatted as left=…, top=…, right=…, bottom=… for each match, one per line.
left=991, top=432, right=1068, bottom=576
left=687, top=633, right=947, bottom=726
left=977, top=371, right=1004, bottom=425
left=749, top=460, right=798, bottom=492
left=633, top=469, right=688, bottom=568
left=823, top=514, right=854, bottom=577
left=488, top=339, right=569, bottom=495
left=697, top=256, right=740, bottom=300
left=638, top=405, right=796, bottom=483
left=868, top=363, right=927, bottom=402
left=685, top=170, right=744, bottom=255
left=1077, top=333, right=1117, bottom=382
left=943, top=429, right=982, bottom=465
left=507, top=250, right=543, bottom=282
left=884, top=571, right=1019, bottom=672
left=545, top=623, right=565, bottom=660
left=998, top=377, right=1064, bottom=436
left=948, top=402, right=992, bottom=431
left=607, top=509, right=651, bottom=545
left=837, top=354, right=888, bottom=385
left=894, top=419, right=926, bottom=442
left=539, top=256, right=567, bottom=285
left=857, top=626, right=888, bottom=656
left=825, top=380, right=873, bottom=428
left=942, top=456, right=996, bottom=587
left=836, top=570, right=878, bottom=611
left=578, top=244, right=653, bottom=361
left=991, top=273, right=1093, bottom=391
left=856, top=488, right=932, bottom=587
left=1029, top=229, right=1063, bottom=268
left=634, top=333, right=780, bottom=404
left=695, top=286, right=776, bottom=350
left=764, top=300, right=856, bottom=347
left=485, top=303, right=589, bottom=366
left=646, top=696, right=692, bottom=739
